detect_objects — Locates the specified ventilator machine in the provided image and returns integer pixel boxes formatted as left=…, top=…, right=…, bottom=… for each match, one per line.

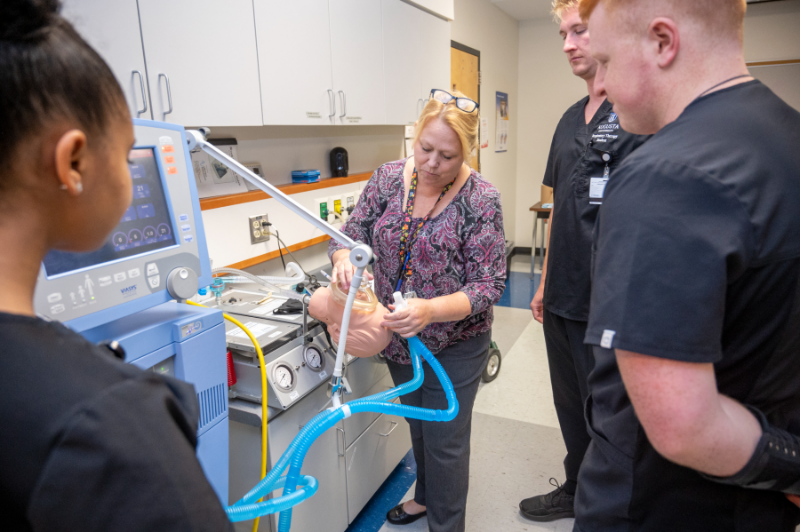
left=33, top=118, right=459, bottom=532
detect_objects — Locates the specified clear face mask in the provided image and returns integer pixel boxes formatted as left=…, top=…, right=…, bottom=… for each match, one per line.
left=329, top=276, right=378, bottom=312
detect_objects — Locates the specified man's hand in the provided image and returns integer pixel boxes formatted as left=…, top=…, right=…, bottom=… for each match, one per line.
left=531, top=284, right=545, bottom=323
left=381, top=299, right=433, bottom=338
left=787, top=494, right=800, bottom=508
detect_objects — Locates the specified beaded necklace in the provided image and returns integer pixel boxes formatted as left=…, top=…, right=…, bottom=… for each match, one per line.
left=395, top=168, right=456, bottom=292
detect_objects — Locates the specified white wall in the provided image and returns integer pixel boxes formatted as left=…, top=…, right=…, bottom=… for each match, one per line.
left=743, top=0, right=800, bottom=62
left=203, top=180, right=367, bottom=270
left=513, top=0, right=800, bottom=248
left=515, top=17, right=585, bottom=248
left=200, top=125, right=403, bottom=187
left=451, top=0, right=520, bottom=246
left=204, top=0, right=523, bottom=271
left=199, top=126, right=403, bottom=271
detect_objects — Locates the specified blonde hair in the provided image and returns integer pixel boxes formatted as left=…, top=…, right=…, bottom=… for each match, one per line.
left=578, top=0, right=746, bottom=40
left=552, top=0, right=580, bottom=21
left=413, top=91, right=479, bottom=161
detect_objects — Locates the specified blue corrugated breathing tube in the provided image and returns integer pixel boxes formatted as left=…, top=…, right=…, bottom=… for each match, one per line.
left=225, top=334, right=458, bottom=532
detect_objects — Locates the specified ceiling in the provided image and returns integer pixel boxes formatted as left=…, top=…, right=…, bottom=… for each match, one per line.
left=490, top=0, right=554, bottom=21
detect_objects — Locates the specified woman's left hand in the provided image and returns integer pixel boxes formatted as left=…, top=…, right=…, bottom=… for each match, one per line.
left=381, top=299, right=434, bottom=338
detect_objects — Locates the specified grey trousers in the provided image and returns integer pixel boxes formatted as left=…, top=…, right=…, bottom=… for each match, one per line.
left=386, top=332, right=491, bottom=532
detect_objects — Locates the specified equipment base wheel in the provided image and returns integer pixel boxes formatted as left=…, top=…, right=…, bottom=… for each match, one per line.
left=482, top=346, right=502, bottom=383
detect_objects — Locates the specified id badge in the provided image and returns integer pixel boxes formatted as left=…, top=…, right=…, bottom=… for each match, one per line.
left=589, top=177, right=609, bottom=205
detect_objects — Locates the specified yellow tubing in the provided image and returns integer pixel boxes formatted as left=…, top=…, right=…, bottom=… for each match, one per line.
left=186, top=300, right=268, bottom=532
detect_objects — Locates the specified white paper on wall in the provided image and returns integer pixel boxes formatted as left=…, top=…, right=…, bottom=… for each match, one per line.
left=190, top=141, right=250, bottom=198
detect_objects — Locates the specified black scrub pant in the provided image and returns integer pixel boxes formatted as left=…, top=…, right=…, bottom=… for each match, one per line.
left=543, top=308, right=595, bottom=494
left=386, top=332, right=490, bottom=532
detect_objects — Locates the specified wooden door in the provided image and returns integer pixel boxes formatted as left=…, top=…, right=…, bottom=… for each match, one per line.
left=451, top=43, right=480, bottom=171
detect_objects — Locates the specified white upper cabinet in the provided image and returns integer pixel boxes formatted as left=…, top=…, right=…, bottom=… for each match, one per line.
left=404, top=0, right=454, bottom=21
left=418, top=7, right=451, bottom=102
left=329, top=0, right=386, bottom=125
left=255, top=0, right=336, bottom=125
left=383, top=0, right=451, bottom=125
left=137, top=0, right=263, bottom=127
left=382, top=0, right=420, bottom=125
left=61, top=0, right=151, bottom=119
left=65, top=0, right=449, bottom=128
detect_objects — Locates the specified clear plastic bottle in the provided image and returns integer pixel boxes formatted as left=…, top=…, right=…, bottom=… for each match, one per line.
left=330, top=277, right=378, bottom=312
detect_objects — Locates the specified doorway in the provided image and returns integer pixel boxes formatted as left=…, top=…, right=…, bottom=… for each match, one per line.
left=451, top=41, right=481, bottom=172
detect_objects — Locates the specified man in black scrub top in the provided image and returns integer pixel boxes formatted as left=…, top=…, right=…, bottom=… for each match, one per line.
left=519, top=0, right=648, bottom=522
left=574, top=0, right=800, bottom=530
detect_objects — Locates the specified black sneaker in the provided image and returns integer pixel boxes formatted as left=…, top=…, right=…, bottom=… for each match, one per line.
left=519, top=479, right=575, bottom=522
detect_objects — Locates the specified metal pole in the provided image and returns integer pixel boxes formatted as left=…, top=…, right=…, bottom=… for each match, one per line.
left=185, top=129, right=357, bottom=250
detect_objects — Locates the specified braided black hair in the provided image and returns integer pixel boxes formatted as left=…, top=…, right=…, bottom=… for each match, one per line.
left=0, top=0, right=127, bottom=188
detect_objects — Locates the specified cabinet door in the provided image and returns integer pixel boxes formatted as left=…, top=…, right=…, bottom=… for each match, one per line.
left=255, top=0, right=335, bottom=125
left=138, top=0, right=263, bottom=127
left=382, top=0, right=421, bottom=125
left=61, top=0, right=150, bottom=119
left=345, top=408, right=412, bottom=522
left=418, top=10, right=451, bottom=103
left=330, top=0, right=386, bottom=125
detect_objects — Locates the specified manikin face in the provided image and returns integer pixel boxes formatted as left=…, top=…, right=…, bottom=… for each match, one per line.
left=589, top=3, right=660, bottom=134
left=560, top=8, right=598, bottom=80
left=413, top=118, right=465, bottom=185
left=308, top=287, right=392, bottom=358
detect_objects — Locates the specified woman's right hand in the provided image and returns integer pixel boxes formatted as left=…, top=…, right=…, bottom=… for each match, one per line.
left=330, top=250, right=373, bottom=291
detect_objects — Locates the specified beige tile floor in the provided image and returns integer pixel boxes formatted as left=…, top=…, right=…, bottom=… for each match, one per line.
left=380, top=308, right=574, bottom=532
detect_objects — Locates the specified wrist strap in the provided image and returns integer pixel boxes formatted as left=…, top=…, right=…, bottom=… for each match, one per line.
left=702, top=406, right=800, bottom=495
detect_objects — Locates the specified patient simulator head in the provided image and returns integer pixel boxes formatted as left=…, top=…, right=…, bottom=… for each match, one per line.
left=308, top=285, right=392, bottom=358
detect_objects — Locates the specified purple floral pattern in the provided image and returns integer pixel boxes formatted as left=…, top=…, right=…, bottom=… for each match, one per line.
left=329, top=159, right=507, bottom=364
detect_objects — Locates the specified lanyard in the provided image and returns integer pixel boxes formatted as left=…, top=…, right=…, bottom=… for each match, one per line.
left=394, top=168, right=455, bottom=292
left=696, top=74, right=752, bottom=100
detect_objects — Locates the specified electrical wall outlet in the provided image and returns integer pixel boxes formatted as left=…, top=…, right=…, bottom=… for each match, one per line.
left=249, top=214, right=270, bottom=244
left=315, top=198, right=329, bottom=221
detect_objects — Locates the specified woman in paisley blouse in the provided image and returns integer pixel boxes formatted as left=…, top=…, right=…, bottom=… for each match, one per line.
left=329, top=90, right=506, bottom=532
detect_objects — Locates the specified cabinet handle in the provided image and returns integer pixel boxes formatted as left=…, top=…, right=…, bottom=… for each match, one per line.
left=327, top=89, right=336, bottom=118
left=336, top=427, right=345, bottom=456
left=338, top=90, right=346, bottom=118
left=132, top=70, right=148, bottom=117
left=158, top=73, right=174, bottom=119
left=379, top=421, right=398, bottom=437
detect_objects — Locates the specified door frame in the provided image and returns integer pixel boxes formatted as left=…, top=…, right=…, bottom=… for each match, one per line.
left=450, top=40, right=481, bottom=171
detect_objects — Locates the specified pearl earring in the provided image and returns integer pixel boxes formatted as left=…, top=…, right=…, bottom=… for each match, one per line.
left=59, top=183, right=83, bottom=193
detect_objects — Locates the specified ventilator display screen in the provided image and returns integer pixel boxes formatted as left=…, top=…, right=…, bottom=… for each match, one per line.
left=42, top=148, right=177, bottom=277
